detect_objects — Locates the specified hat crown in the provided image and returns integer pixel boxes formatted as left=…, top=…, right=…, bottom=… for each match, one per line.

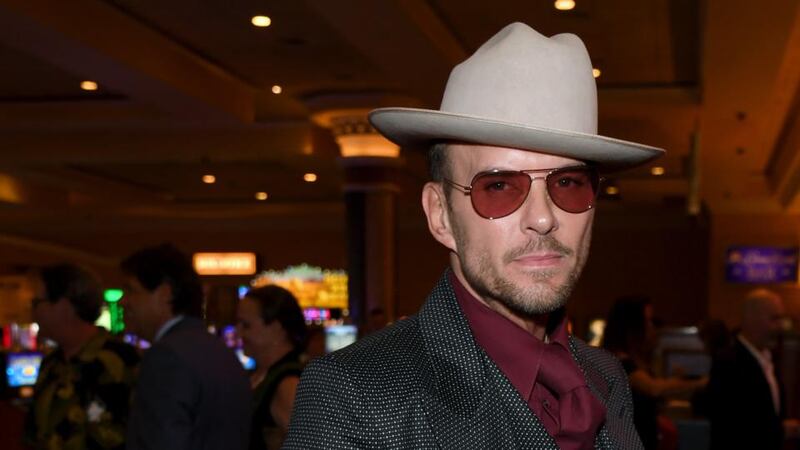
left=440, top=22, right=597, bottom=135
left=367, top=22, right=663, bottom=170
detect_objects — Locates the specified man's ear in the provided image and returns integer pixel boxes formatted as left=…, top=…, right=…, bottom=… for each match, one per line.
left=421, top=182, right=457, bottom=252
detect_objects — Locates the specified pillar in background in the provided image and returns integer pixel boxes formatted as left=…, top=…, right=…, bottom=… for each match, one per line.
left=312, top=109, right=401, bottom=332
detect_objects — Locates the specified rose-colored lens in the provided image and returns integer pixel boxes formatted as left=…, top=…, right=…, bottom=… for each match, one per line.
left=546, top=167, right=599, bottom=213
left=470, top=172, right=531, bottom=219
left=468, top=167, right=599, bottom=218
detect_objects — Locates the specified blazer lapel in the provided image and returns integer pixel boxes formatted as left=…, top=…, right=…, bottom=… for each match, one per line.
left=569, top=337, right=620, bottom=450
left=418, top=272, right=497, bottom=448
left=418, top=275, right=633, bottom=449
left=480, top=351, right=559, bottom=449
left=418, top=272, right=557, bottom=449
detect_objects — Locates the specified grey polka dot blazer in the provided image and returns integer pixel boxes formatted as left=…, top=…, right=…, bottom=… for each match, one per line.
left=284, top=272, right=643, bottom=449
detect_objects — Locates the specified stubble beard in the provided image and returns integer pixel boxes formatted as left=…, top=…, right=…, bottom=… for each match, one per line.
left=454, top=224, right=591, bottom=316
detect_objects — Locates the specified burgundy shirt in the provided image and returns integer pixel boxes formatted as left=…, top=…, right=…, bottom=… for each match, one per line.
left=450, top=272, right=606, bottom=450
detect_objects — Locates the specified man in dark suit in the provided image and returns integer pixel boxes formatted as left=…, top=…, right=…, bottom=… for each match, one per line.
left=708, top=289, right=800, bottom=450
left=120, top=244, right=251, bottom=450
left=285, top=22, right=664, bottom=449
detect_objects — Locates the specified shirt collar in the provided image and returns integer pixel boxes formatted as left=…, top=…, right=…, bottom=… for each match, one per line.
left=449, top=271, right=570, bottom=399
left=154, top=315, right=185, bottom=342
left=738, top=334, right=771, bottom=363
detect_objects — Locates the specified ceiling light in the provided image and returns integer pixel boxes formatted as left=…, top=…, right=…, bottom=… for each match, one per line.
left=592, top=68, right=601, bottom=78
left=255, top=192, right=268, bottom=201
left=651, top=166, right=665, bottom=176
left=271, top=85, right=282, bottom=94
left=605, top=186, right=619, bottom=195
left=303, top=173, right=317, bottom=183
left=80, top=81, right=98, bottom=91
left=251, top=15, right=272, bottom=27
left=554, top=0, right=576, bottom=11
left=202, top=174, right=216, bottom=184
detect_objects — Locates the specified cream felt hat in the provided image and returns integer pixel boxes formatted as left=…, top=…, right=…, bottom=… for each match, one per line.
left=368, top=22, right=664, bottom=170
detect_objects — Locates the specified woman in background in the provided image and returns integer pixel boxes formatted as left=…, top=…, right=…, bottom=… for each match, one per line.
left=237, top=285, right=307, bottom=450
left=602, top=295, right=707, bottom=450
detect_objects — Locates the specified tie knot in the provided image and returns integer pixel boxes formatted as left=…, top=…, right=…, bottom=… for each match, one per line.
left=534, top=342, right=607, bottom=450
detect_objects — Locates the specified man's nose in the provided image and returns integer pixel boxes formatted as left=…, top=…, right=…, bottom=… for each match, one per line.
left=519, top=179, right=557, bottom=234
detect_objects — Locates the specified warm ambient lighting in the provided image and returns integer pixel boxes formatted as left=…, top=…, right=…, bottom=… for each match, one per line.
left=271, top=85, right=282, bottom=94
left=193, top=253, right=257, bottom=276
left=255, top=192, right=268, bottom=201
left=303, top=173, right=318, bottom=183
left=251, top=15, right=272, bottom=27
left=651, top=166, right=665, bottom=176
left=0, top=174, right=24, bottom=204
left=80, top=81, right=98, bottom=91
left=592, top=68, right=601, bottom=78
left=605, top=186, right=620, bottom=195
left=336, top=134, right=401, bottom=158
left=311, top=109, right=402, bottom=159
left=202, top=174, right=216, bottom=184
left=554, top=0, right=576, bottom=11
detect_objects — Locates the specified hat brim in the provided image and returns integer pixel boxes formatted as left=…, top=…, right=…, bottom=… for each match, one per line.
left=369, top=107, right=664, bottom=171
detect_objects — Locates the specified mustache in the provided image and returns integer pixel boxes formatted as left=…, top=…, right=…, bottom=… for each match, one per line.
left=503, top=235, right=573, bottom=263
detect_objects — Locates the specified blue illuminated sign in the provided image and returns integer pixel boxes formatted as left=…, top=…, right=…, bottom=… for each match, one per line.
left=726, top=246, right=798, bottom=283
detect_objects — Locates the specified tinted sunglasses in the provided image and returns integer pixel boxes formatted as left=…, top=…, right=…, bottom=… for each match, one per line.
left=445, top=165, right=601, bottom=219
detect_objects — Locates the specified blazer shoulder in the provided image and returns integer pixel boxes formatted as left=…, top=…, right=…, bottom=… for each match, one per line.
left=151, top=320, right=248, bottom=384
left=287, top=316, right=428, bottom=448
left=570, top=337, right=630, bottom=404
left=159, top=319, right=226, bottom=355
left=299, top=315, right=428, bottom=402
left=327, top=315, right=425, bottom=374
left=571, top=337, right=626, bottom=377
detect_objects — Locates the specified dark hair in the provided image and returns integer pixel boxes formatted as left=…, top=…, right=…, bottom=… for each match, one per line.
left=245, top=285, right=308, bottom=351
left=429, top=142, right=456, bottom=206
left=602, top=295, right=652, bottom=358
left=428, top=142, right=451, bottom=182
left=120, top=243, right=203, bottom=317
left=38, top=263, right=103, bottom=324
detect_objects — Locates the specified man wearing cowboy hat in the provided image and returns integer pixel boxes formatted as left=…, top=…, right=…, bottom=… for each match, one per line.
left=285, top=22, right=662, bottom=449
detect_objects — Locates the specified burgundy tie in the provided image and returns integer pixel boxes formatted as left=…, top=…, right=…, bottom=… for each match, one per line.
left=537, top=342, right=607, bottom=450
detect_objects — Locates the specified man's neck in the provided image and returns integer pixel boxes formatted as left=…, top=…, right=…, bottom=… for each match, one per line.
left=482, top=295, right=550, bottom=340
left=451, top=265, right=550, bottom=340
left=59, top=323, right=100, bottom=360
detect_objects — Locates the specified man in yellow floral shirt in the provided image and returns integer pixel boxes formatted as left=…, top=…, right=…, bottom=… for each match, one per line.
left=24, top=264, right=139, bottom=450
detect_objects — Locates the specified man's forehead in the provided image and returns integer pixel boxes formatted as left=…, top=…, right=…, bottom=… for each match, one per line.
left=448, top=143, right=586, bottom=171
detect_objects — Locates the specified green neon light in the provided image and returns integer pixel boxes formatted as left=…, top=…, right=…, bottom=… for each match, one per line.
left=109, top=302, right=125, bottom=334
left=104, top=289, right=124, bottom=303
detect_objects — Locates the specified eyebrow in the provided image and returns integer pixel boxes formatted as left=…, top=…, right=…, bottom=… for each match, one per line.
left=475, top=162, right=589, bottom=173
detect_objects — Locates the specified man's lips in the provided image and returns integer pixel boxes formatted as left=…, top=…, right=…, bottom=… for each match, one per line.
left=511, top=253, right=564, bottom=268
